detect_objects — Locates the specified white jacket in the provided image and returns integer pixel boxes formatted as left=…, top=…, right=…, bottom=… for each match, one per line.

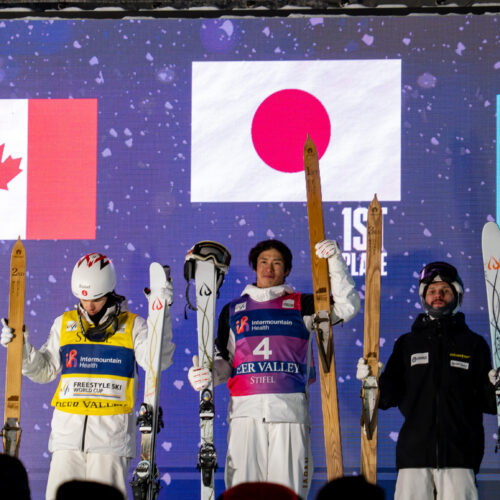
left=214, top=251, right=360, bottom=424
left=22, top=303, right=175, bottom=458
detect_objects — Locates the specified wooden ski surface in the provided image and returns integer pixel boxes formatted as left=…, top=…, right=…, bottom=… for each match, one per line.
left=360, top=195, right=382, bottom=484
left=304, top=135, right=343, bottom=480
left=3, top=237, right=26, bottom=457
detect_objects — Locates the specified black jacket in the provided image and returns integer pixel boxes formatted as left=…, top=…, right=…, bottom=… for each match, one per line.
left=378, top=312, right=496, bottom=473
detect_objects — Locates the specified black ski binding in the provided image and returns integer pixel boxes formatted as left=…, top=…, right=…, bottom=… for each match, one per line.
left=199, top=389, right=215, bottom=419
left=137, top=403, right=164, bottom=434
left=130, top=460, right=160, bottom=500
left=197, top=442, right=217, bottom=487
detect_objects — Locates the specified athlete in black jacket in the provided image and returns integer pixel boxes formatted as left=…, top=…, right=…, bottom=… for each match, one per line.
left=358, top=261, right=496, bottom=500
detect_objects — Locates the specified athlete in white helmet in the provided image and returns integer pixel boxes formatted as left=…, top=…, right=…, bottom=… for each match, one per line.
left=1, top=252, right=175, bottom=500
left=356, top=261, right=497, bottom=500
left=187, top=239, right=360, bottom=498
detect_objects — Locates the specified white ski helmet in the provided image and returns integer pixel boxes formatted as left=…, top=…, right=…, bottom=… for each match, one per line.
left=71, top=253, right=116, bottom=300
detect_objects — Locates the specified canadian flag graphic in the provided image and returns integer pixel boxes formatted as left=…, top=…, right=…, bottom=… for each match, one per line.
left=191, top=60, right=401, bottom=202
left=0, top=99, right=97, bottom=240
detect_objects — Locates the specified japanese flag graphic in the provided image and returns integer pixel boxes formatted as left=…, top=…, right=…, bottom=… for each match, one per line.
left=0, top=99, right=97, bottom=240
left=191, top=60, right=401, bottom=202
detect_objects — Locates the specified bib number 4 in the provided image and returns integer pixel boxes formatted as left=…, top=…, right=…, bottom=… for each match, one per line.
left=252, top=337, right=272, bottom=360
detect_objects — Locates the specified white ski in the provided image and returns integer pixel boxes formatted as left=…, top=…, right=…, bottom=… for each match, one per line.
left=185, top=241, right=230, bottom=500
left=481, top=221, right=500, bottom=449
left=130, top=263, right=172, bottom=500
left=195, top=259, right=218, bottom=500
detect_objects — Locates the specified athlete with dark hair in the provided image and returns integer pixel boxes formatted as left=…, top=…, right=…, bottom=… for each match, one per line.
left=189, top=238, right=360, bottom=497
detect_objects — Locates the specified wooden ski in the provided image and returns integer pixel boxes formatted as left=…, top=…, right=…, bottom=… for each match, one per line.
left=304, top=135, right=343, bottom=480
left=2, top=237, right=26, bottom=457
left=360, top=195, right=382, bottom=484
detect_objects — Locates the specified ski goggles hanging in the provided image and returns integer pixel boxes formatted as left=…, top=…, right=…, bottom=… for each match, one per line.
left=184, top=241, right=231, bottom=284
left=184, top=240, right=231, bottom=314
left=77, top=293, right=125, bottom=342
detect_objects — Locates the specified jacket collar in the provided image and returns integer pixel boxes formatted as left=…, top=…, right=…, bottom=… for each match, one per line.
left=412, top=311, right=466, bottom=334
left=241, top=283, right=295, bottom=302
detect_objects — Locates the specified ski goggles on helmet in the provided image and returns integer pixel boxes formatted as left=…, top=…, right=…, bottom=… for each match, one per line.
left=419, top=261, right=460, bottom=285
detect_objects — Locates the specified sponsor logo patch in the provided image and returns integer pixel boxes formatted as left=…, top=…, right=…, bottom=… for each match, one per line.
left=450, top=360, right=469, bottom=370
left=66, top=321, right=78, bottom=332
left=235, top=302, right=246, bottom=313
left=411, top=352, right=429, bottom=366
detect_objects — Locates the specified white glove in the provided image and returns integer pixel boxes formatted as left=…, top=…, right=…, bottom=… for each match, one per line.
left=356, top=357, right=384, bottom=380
left=315, top=239, right=340, bottom=259
left=188, top=355, right=211, bottom=391
left=1, top=318, right=14, bottom=347
left=145, top=280, right=174, bottom=306
left=160, top=279, right=174, bottom=306
left=489, top=368, right=500, bottom=388
left=1, top=319, right=30, bottom=350
left=356, top=357, right=371, bottom=380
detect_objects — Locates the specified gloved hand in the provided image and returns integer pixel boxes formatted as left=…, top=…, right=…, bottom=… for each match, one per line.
left=356, top=357, right=384, bottom=380
left=315, top=239, right=340, bottom=259
left=1, top=318, right=13, bottom=347
left=160, top=279, right=174, bottom=306
left=188, top=355, right=211, bottom=391
left=144, top=279, right=174, bottom=306
left=356, top=357, right=371, bottom=380
left=1, top=319, right=30, bottom=349
left=488, top=368, right=500, bottom=389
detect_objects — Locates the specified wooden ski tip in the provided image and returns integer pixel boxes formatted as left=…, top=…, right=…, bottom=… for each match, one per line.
left=12, top=238, right=25, bottom=255
left=369, top=195, right=381, bottom=211
left=304, top=135, right=316, bottom=148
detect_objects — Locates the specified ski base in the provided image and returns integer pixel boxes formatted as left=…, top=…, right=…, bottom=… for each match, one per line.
left=481, top=221, right=500, bottom=449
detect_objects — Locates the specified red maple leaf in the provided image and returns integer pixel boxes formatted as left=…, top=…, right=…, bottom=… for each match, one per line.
left=0, top=144, right=22, bottom=191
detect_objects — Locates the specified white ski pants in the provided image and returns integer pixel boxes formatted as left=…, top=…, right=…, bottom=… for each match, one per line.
left=46, top=450, right=130, bottom=500
left=225, top=417, right=312, bottom=498
left=395, top=468, right=478, bottom=500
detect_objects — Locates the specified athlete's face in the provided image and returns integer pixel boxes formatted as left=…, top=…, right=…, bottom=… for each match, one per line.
left=80, top=296, right=107, bottom=316
left=425, top=282, right=454, bottom=309
left=255, top=248, right=290, bottom=288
